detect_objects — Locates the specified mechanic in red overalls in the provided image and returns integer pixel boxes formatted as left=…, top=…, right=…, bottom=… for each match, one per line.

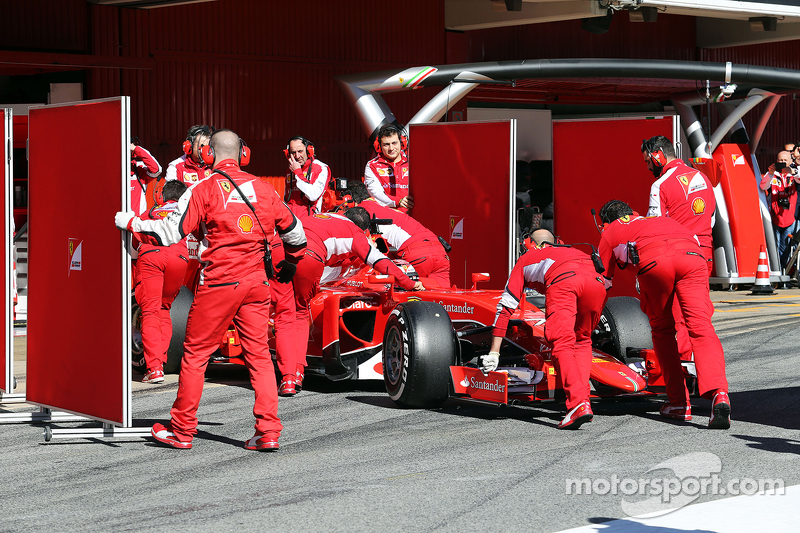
left=288, top=208, right=423, bottom=383
left=481, top=229, right=606, bottom=430
left=133, top=180, right=189, bottom=384
left=268, top=236, right=304, bottom=397
left=598, top=200, right=730, bottom=429
left=285, top=136, right=332, bottom=218
left=346, top=180, right=450, bottom=288
left=117, top=129, right=307, bottom=451
left=130, top=140, right=162, bottom=217
left=165, top=125, right=214, bottom=186
left=642, top=135, right=717, bottom=380
left=364, top=124, right=413, bottom=212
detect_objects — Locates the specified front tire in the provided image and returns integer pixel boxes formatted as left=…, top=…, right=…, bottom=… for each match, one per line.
left=383, top=302, right=457, bottom=408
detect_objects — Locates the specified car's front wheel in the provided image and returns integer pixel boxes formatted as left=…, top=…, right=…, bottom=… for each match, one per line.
left=383, top=301, right=457, bottom=408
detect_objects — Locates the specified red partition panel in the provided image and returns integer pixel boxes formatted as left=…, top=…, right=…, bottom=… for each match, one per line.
left=1, top=109, right=11, bottom=394
left=27, top=99, right=130, bottom=424
left=713, top=144, right=766, bottom=278
left=553, top=117, right=674, bottom=297
left=410, top=121, right=514, bottom=290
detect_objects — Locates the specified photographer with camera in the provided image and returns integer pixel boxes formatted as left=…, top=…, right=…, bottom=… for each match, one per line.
left=760, top=150, right=800, bottom=267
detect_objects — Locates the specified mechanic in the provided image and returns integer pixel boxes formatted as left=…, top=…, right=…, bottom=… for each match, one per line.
left=641, top=135, right=717, bottom=376
left=116, top=129, right=307, bottom=451
left=364, top=124, right=413, bottom=212
left=289, top=208, right=423, bottom=380
left=165, top=125, right=214, bottom=185
left=130, top=139, right=162, bottom=217
left=133, top=180, right=189, bottom=384
left=285, top=136, right=332, bottom=217
left=268, top=236, right=304, bottom=397
left=597, top=200, right=730, bottom=429
left=760, top=150, right=799, bottom=267
left=481, top=229, right=606, bottom=430
left=346, top=180, right=450, bottom=287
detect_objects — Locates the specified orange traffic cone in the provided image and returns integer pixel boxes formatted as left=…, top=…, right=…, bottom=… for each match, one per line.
left=750, top=244, right=773, bottom=295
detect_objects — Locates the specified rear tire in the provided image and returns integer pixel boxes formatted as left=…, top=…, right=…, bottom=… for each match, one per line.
left=593, top=296, right=652, bottom=362
left=131, top=286, right=192, bottom=375
left=383, top=302, right=457, bottom=408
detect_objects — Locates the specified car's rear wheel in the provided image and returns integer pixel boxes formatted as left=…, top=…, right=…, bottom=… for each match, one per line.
left=593, top=296, right=653, bottom=362
left=383, top=301, right=457, bottom=408
left=131, top=286, right=192, bottom=375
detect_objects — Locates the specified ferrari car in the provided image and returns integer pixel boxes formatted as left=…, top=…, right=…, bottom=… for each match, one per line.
left=132, top=257, right=675, bottom=410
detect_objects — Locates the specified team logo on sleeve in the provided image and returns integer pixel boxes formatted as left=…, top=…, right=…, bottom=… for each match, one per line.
left=184, top=172, right=199, bottom=183
left=691, top=197, right=706, bottom=215
left=238, top=214, right=254, bottom=234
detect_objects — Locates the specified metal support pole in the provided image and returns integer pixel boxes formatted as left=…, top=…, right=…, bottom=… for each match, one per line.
left=0, top=406, right=89, bottom=424
left=45, top=422, right=152, bottom=442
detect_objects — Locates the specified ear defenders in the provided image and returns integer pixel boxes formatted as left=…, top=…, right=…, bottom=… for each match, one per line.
left=200, top=134, right=251, bottom=167
left=183, top=125, right=213, bottom=156
left=373, top=125, right=408, bottom=153
left=642, top=139, right=667, bottom=169
left=284, top=137, right=315, bottom=160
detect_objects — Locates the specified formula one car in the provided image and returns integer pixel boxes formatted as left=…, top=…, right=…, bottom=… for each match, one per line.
left=131, top=255, right=674, bottom=410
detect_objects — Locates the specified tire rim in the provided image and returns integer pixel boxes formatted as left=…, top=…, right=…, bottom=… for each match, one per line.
left=384, top=323, right=403, bottom=386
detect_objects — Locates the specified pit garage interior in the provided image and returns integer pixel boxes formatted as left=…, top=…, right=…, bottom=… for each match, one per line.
left=4, top=0, right=800, bottom=318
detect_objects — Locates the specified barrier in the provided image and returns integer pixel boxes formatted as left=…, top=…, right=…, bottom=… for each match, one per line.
left=749, top=244, right=774, bottom=295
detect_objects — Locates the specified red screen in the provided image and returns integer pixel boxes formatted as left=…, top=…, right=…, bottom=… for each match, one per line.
left=27, top=100, right=127, bottom=423
left=410, top=121, right=513, bottom=290
left=553, top=117, right=674, bottom=297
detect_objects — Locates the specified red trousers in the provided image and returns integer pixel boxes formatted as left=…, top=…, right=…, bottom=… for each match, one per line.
left=134, top=246, right=188, bottom=371
left=674, top=246, right=714, bottom=362
left=269, top=240, right=302, bottom=379
left=170, top=270, right=281, bottom=441
left=400, top=239, right=450, bottom=288
left=291, top=252, right=325, bottom=370
left=637, top=241, right=728, bottom=404
left=544, top=262, right=607, bottom=410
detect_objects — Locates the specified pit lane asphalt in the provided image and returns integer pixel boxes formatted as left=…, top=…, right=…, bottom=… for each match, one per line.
left=1, top=289, right=798, bottom=532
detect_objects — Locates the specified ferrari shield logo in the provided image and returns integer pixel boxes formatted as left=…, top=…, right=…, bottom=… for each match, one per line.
left=68, top=238, right=83, bottom=275
left=679, top=175, right=689, bottom=186
left=450, top=216, right=464, bottom=240
left=220, top=181, right=231, bottom=193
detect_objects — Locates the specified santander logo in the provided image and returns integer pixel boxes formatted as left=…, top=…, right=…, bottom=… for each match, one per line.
left=460, top=376, right=470, bottom=387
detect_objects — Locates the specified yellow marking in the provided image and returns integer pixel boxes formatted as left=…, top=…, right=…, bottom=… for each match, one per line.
left=715, top=307, right=765, bottom=313
left=765, top=303, right=800, bottom=307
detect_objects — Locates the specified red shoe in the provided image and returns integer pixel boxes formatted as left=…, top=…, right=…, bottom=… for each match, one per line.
left=660, top=403, right=692, bottom=421
left=558, top=400, right=593, bottom=430
left=709, top=391, right=731, bottom=429
left=151, top=423, right=192, bottom=449
left=142, top=368, right=164, bottom=384
left=244, top=434, right=280, bottom=451
left=278, top=376, right=297, bottom=397
left=295, top=365, right=305, bottom=392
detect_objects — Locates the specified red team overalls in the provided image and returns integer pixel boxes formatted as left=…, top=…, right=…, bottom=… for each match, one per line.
left=599, top=215, right=728, bottom=405
left=493, top=246, right=607, bottom=410
left=364, top=152, right=410, bottom=212
left=285, top=158, right=331, bottom=218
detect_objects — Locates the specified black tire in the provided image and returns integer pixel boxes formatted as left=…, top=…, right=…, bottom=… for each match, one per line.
left=383, top=301, right=457, bottom=408
left=131, top=286, right=192, bottom=375
left=593, top=296, right=652, bottom=362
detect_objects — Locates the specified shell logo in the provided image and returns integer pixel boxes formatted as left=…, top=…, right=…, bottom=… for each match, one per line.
left=692, top=197, right=706, bottom=215
left=238, top=214, right=254, bottom=233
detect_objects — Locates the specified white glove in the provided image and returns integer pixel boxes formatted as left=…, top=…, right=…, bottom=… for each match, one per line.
left=480, top=352, right=500, bottom=374
left=115, top=211, right=134, bottom=231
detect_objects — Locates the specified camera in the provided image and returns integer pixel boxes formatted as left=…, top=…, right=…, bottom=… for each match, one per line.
left=775, top=162, right=787, bottom=173
left=778, top=197, right=790, bottom=209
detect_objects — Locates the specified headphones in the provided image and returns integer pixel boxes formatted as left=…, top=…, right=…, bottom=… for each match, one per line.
left=641, top=138, right=668, bottom=169
left=284, top=136, right=315, bottom=160
left=373, top=124, right=408, bottom=154
left=199, top=130, right=251, bottom=167
left=182, top=125, right=214, bottom=157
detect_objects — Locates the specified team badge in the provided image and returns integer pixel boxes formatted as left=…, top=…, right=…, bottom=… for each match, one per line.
left=68, top=238, right=83, bottom=275
left=184, top=172, right=199, bottom=183
left=220, top=181, right=231, bottom=193
left=619, top=215, right=631, bottom=223
left=238, top=214, right=254, bottom=234
left=679, top=175, right=689, bottom=186
left=691, top=197, right=706, bottom=215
